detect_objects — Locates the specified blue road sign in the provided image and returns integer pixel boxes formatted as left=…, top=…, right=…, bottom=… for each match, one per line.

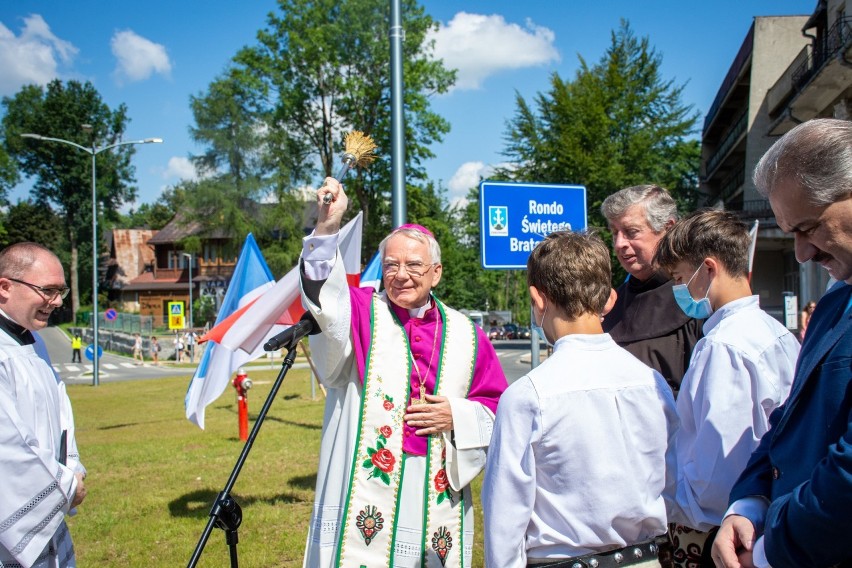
left=85, top=344, right=103, bottom=360
left=479, top=181, right=587, bottom=269
left=105, top=308, right=117, bottom=321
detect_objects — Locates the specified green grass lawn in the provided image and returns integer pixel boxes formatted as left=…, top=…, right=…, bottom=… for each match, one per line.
left=65, top=370, right=485, bottom=567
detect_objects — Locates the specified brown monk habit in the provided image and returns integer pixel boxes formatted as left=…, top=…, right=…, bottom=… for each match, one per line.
left=603, top=270, right=704, bottom=393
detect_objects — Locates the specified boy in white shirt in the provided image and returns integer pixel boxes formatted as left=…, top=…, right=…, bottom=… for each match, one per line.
left=483, top=231, right=678, bottom=568
left=653, top=210, right=799, bottom=567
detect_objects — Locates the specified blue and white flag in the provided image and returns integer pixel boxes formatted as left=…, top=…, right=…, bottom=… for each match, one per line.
left=184, top=233, right=274, bottom=429
left=360, top=250, right=382, bottom=291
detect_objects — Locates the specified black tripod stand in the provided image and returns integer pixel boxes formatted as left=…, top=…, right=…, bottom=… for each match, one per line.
left=186, top=326, right=309, bottom=567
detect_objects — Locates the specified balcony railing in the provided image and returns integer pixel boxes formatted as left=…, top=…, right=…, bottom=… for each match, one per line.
left=704, top=111, right=748, bottom=180
left=731, top=199, right=777, bottom=225
left=767, top=45, right=811, bottom=114
left=720, top=167, right=746, bottom=202
left=792, top=16, right=852, bottom=91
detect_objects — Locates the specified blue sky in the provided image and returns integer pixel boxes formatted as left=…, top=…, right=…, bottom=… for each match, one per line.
left=1, top=0, right=810, bottom=211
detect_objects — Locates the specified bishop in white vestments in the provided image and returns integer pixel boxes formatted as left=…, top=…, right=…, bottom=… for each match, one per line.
left=300, top=178, right=508, bottom=568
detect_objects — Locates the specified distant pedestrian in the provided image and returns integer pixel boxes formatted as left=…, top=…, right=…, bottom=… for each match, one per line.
left=149, top=336, right=160, bottom=366
left=132, top=333, right=144, bottom=365
left=798, top=300, right=816, bottom=341
left=174, top=333, right=184, bottom=362
left=184, top=330, right=197, bottom=362
left=71, top=333, right=82, bottom=363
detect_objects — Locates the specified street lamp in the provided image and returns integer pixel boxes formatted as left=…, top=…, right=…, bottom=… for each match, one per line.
left=21, top=130, right=163, bottom=386
left=181, top=252, right=194, bottom=330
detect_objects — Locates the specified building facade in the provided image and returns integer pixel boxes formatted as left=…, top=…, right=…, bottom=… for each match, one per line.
left=699, top=6, right=851, bottom=317
left=119, top=215, right=237, bottom=328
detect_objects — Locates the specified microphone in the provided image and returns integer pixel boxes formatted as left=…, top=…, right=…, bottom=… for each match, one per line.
left=263, top=312, right=320, bottom=351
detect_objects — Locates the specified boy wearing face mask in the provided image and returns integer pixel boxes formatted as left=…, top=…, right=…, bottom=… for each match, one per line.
left=653, top=210, right=799, bottom=567
left=482, top=231, right=678, bottom=568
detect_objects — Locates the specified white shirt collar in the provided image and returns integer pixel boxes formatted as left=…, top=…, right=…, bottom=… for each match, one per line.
left=408, top=298, right=432, bottom=318
left=703, top=295, right=760, bottom=334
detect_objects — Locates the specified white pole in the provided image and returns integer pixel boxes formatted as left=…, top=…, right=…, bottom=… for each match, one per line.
left=20, top=132, right=163, bottom=386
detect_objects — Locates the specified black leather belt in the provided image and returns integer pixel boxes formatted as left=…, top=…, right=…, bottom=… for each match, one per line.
left=527, top=537, right=664, bottom=568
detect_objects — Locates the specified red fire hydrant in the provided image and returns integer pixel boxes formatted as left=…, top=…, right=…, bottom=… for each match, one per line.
left=233, top=367, right=252, bottom=441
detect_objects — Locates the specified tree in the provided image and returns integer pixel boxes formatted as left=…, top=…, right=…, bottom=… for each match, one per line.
left=0, top=199, right=68, bottom=252
left=442, top=187, right=526, bottom=320
left=501, top=21, right=700, bottom=283
left=186, top=70, right=309, bottom=276
left=2, top=80, right=137, bottom=319
left=117, top=185, right=189, bottom=230
left=0, top=144, right=17, bottom=205
left=232, top=0, right=455, bottom=248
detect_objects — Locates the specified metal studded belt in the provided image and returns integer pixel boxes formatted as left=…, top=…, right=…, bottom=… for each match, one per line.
left=527, top=537, right=664, bottom=568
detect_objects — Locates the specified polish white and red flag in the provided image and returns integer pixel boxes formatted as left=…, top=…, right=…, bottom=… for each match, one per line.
left=184, top=233, right=275, bottom=428
left=185, top=212, right=365, bottom=428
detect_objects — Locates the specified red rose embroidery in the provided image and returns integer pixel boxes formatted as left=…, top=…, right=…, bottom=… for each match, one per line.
left=380, top=425, right=392, bottom=438
left=383, top=400, right=394, bottom=411
left=371, top=448, right=396, bottom=473
left=434, top=469, right=449, bottom=493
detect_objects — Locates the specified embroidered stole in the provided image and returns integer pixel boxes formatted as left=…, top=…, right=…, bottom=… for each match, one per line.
left=336, top=295, right=477, bottom=567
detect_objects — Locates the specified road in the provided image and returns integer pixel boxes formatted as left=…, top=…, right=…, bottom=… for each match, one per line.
left=489, top=339, right=546, bottom=383
left=39, top=326, right=197, bottom=384
left=39, top=327, right=541, bottom=385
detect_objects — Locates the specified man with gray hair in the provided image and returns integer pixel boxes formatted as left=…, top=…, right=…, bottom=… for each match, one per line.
left=0, top=242, right=87, bottom=567
left=601, top=184, right=704, bottom=392
left=299, top=177, right=507, bottom=567
left=712, top=118, right=852, bottom=568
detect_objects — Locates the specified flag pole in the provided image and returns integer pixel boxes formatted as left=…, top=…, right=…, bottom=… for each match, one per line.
left=298, top=340, right=326, bottom=399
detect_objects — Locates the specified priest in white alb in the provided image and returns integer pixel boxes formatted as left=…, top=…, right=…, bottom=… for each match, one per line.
left=0, top=242, right=87, bottom=568
left=300, top=178, right=508, bottom=567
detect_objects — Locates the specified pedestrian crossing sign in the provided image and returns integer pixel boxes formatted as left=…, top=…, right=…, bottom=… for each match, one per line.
left=168, top=301, right=185, bottom=330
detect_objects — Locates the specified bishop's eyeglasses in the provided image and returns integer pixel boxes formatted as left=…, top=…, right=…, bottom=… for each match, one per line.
left=382, top=262, right=436, bottom=278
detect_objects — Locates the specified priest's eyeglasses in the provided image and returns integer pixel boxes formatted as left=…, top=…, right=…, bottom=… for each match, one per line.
left=382, top=262, right=435, bottom=278
left=6, top=277, right=70, bottom=301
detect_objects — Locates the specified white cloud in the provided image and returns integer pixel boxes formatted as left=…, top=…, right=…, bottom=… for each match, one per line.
left=428, top=12, right=560, bottom=91
left=447, top=160, right=518, bottom=207
left=0, top=14, right=78, bottom=96
left=111, top=29, right=171, bottom=83
left=162, top=156, right=197, bottom=181
left=449, top=161, right=490, bottom=197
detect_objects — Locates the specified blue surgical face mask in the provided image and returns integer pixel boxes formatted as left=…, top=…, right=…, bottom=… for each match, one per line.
left=531, top=302, right=552, bottom=346
left=672, top=265, right=713, bottom=319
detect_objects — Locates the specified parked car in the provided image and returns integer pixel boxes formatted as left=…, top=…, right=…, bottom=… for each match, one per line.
left=517, top=326, right=531, bottom=339
left=502, top=323, right=519, bottom=339
left=488, top=326, right=504, bottom=341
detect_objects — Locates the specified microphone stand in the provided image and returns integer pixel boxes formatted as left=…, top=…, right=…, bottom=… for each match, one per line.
left=187, top=342, right=300, bottom=568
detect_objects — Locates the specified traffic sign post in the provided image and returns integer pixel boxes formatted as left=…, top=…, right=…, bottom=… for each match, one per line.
left=85, top=344, right=103, bottom=361
left=479, top=181, right=587, bottom=269
left=168, top=301, right=186, bottom=330
left=479, top=181, right=587, bottom=370
left=105, top=308, right=118, bottom=321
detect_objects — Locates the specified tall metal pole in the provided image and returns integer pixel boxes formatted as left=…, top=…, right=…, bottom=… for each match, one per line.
left=389, top=0, right=406, bottom=228
left=91, top=147, right=100, bottom=386
left=183, top=253, right=194, bottom=329
left=20, top=132, right=163, bottom=386
left=189, top=256, right=193, bottom=329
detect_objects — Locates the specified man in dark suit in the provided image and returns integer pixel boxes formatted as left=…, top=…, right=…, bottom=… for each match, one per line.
left=712, top=118, right=852, bottom=568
